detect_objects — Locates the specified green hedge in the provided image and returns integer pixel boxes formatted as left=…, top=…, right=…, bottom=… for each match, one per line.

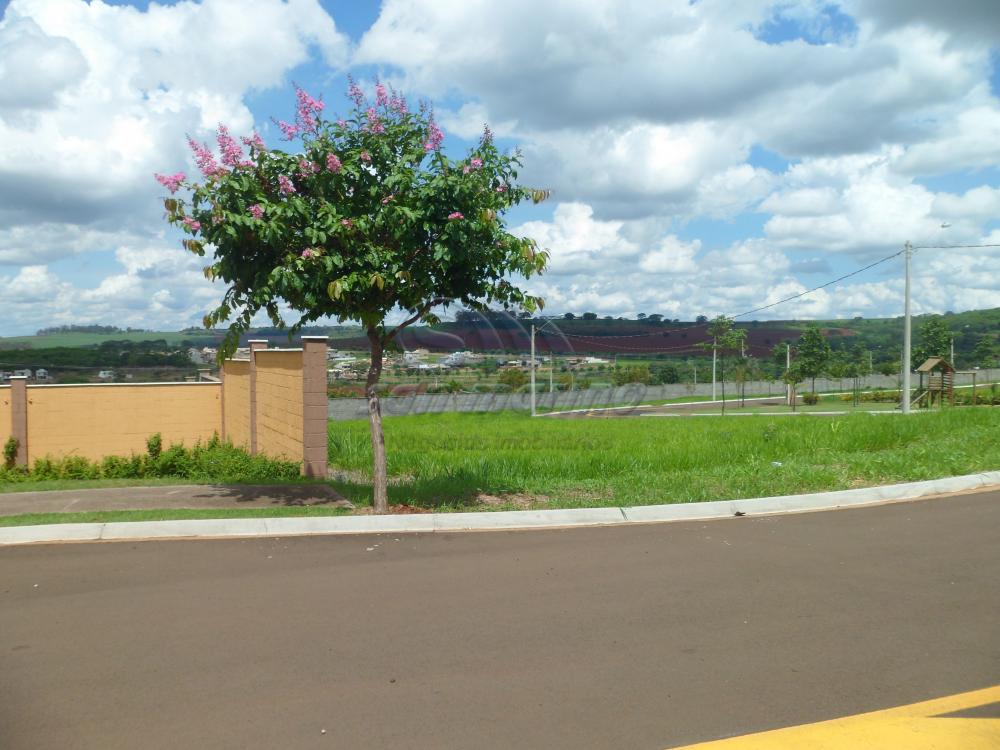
left=0, top=433, right=300, bottom=484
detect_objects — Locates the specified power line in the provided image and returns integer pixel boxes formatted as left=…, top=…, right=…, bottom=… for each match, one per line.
left=730, top=249, right=905, bottom=319
left=911, top=243, right=1000, bottom=250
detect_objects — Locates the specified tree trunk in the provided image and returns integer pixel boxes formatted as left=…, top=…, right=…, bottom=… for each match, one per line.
left=366, top=331, right=389, bottom=514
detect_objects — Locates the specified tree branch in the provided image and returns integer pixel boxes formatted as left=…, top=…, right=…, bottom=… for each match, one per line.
left=386, top=297, right=449, bottom=341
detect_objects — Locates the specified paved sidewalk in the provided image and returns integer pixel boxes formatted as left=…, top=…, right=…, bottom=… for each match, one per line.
left=0, top=484, right=352, bottom=516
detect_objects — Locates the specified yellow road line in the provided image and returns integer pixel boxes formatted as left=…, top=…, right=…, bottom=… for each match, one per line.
left=671, top=685, right=1000, bottom=749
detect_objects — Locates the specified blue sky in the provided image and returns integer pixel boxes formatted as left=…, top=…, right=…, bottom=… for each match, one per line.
left=1, top=0, right=999, bottom=335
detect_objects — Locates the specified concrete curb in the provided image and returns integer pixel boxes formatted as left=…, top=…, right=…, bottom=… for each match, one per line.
left=2, top=471, right=998, bottom=547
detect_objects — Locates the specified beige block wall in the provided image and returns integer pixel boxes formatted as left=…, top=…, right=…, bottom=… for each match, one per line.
left=0, top=386, right=10, bottom=450
left=254, top=350, right=303, bottom=461
left=223, top=360, right=252, bottom=449
left=25, top=383, right=222, bottom=462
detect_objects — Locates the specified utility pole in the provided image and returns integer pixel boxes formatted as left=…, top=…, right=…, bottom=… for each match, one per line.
left=786, top=342, right=792, bottom=406
left=868, top=350, right=873, bottom=377
left=951, top=336, right=955, bottom=366
left=530, top=324, right=536, bottom=417
left=711, top=338, right=717, bottom=401
left=902, top=241, right=913, bottom=414
left=549, top=353, right=554, bottom=394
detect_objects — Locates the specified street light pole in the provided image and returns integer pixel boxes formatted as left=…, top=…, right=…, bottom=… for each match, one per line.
left=902, top=241, right=913, bottom=414
left=786, top=342, right=792, bottom=406
left=711, top=338, right=717, bottom=401
left=530, top=324, right=536, bottom=417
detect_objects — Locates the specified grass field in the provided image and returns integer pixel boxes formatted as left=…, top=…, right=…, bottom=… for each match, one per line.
left=0, top=331, right=217, bottom=349
left=2, top=407, right=996, bottom=526
left=326, top=408, right=1000, bottom=510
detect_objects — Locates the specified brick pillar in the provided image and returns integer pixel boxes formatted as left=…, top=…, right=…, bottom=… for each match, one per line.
left=218, top=363, right=226, bottom=441
left=248, top=340, right=268, bottom=455
left=301, top=336, right=329, bottom=478
left=9, top=376, right=28, bottom=466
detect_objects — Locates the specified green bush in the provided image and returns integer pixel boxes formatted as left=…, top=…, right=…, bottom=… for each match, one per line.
left=0, top=434, right=300, bottom=485
left=802, top=392, right=820, bottom=405
left=146, top=433, right=163, bottom=460
left=3, top=437, right=18, bottom=469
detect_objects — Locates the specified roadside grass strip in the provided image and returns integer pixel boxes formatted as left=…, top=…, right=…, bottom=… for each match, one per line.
left=326, top=408, right=1000, bottom=510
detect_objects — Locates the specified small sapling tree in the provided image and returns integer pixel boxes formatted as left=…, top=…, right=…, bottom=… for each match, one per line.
left=156, top=82, right=549, bottom=513
left=796, top=324, right=831, bottom=394
left=701, top=316, right=746, bottom=415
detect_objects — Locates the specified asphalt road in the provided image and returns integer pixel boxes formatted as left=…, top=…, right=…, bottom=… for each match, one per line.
left=2, top=492, right=998, bottom=749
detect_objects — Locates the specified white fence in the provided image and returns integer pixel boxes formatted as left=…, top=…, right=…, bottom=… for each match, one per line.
left=326, top=372, right=1000, bottom=421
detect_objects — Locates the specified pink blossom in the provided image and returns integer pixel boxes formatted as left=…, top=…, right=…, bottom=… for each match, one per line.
left=448, top=212, right=464, bottom=220
left=336, top=118, right=347, bottom=128
left=278, top=175, right=296, bottom=194
left=216, top=124, right=244, bottom=168
left=326, top=153, right=342, bottom=172
left=154, top=172, right=185, bottom=194
left=366, top=107, right=385, bottom=134
left=278, top=120, right=300, bottom=140
left=495, top=185, right=508, bottom=193
left=249, top=204, right=264, bottom=220
left=347, top=78, right=364, bottom=107
left=187, top=136, right=222, bottom=178
left=360, top=150, right=371, bottom=162
left=389, top=92, right=408, bottom=114
left=182, top=217, right=201, bottom=231
left=295, top=86, right=324, bottom=133
left=470, top=157, right=483, bottom=168
left=424, top=119, right=444, bottom=152
left=301, top=248, right=316, bottom=259
left=341, top=218, right=354, bottom=228
left=375, top=82, right=389, bottom=107
left=298, top=159, right=319, bottom=179
left=241, top=132, right=266, bottom=151
left=462, top=165, right=471, bottom=175
left=381, top=194, right=395, bottom=205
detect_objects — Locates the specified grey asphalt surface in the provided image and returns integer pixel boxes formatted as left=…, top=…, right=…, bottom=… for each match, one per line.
left=0, top=483, right=351, bottom=516
left=2, top=491, right=998, bottom=750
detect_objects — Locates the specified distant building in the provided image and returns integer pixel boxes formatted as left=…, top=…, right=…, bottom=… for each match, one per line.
left=441, top=351, right=482, bottom=368
left=188, top=347, right=218, bottom=365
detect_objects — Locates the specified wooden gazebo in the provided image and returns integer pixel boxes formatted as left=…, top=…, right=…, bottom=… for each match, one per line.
left=914, top=357, right=955, bottom=407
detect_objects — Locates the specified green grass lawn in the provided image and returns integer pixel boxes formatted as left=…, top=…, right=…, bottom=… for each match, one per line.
left=0, top=506, right=354, bottom=528
left=326, top=407, right=1000, bottom=511
left=4, top=407, right=997, bottom=526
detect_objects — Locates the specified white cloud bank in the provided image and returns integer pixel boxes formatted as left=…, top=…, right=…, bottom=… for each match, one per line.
left=1, top=0, right=999, bottom=335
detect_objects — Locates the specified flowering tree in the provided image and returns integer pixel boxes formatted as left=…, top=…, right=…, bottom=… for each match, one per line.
left=156, top=82, right=549, bottom=513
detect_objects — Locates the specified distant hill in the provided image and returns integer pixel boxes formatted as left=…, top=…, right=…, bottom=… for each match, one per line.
left=325, top=307, right=1000, bottom=360
left=3, top=308, right=995, bottom=361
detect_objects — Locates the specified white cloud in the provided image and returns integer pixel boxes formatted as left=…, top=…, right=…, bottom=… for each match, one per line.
left=0, top=243, right=220, bottom=333
left=515, top=202, right=639, bottom=274
left=0, top=0, right=349, bottom=254
left=0, top=15, right=87, bottom=114
left=639, top=236, right=701, bottom=274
